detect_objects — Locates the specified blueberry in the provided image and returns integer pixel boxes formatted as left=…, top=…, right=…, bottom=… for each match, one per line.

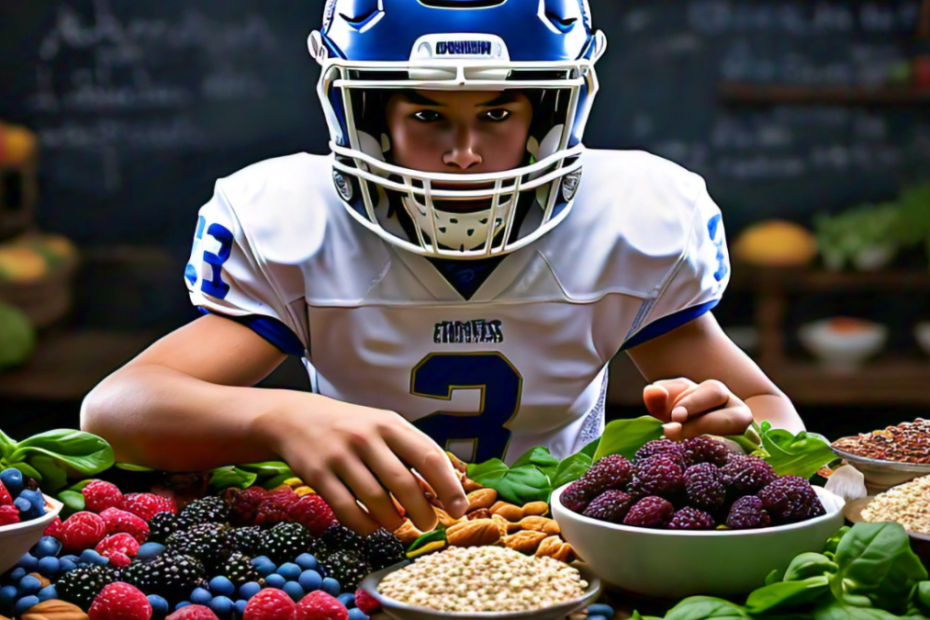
left=13, top=595, right=40, bottom=617
left=137, top=542, right=165, bottom=561
left=35, top=536, right=62, bottom=559
left=321, top=577, right=341, bottom=597
left=282, top=582, right=304, bottom=602
left=37, top=556, right=60, bottom=577
left=14, top=497, right=31, bottom=516
left=256, top=562, right=276, bottom=578
left=19, top=490, right=42, bottom=508
left=59, top=559, right=77, bottom=573
left=250, top=556, right=272, bottom=566
left=587, top=615, right=609, bottom=620
left=587, top=605, right=615, bottom=617
left=0, top=585, right=18, bottom=607
left=60, top=555, right=80, bottom=564
left=209, top=576, right=235, bottom=598
left=191, top=588, right=212, bottom=605
left=238, top=582, right=261, bottom=600
left=80, top=549, right=109, bottom=566
left=1, top=469, right=24, bottom=496
left=15, top=554, right=37, bottom=572
left=298, top=570, right=322, bottom=593
left=37, top=585, right=58, bottom=602
left=264, top=574, right=286, bottom=590
left=348, top=609, right=369, bottom=620
left=209, top=595, right=234, bottom=618
left=175, top=601, right=192, bottom=610
left=9, top=568, right=26, bottom=582
left=338, top=593, right=356, bottom=608
left=18, top=576, right=42, bottom=596
left=276, top=563, right=301, bottom=581
left=295, top=554, right=318, bottom=571
left=235, top=600, right=248, bottom=617
left=148, top=595, right=169, bottom=618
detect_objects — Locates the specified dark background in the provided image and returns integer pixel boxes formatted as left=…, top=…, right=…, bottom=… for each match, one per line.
left=0, top=0, right=928, bottom=439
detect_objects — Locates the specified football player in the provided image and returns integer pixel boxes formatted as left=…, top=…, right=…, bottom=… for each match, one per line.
left=82, top=0, right=805, bottom=534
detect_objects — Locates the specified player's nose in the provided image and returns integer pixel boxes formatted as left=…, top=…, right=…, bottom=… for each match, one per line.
left=442, top=127, right=482, bottom=170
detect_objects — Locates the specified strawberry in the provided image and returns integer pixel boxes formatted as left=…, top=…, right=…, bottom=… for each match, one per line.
left=288, top=495, right=337, bottom=537
left=89, top=582, right=153, bottom=620
left=0, top=480, right=11, bottom=506
left=244, top=588, right=297, bottom=620
left=254, top=487, right=298, bottom=527
left=60, top=511, right=108, bottom=552
left=296, top=591, right=347, bottom=620
left=167, top=605, right=220, bottom=620
left=121, top=493, right=177, bottom=521
left=44, top=516, right=63, bottom=538
left=353, top=589, right=381, bottom=616
left=96, top=533, right=140, bottom=566
left=222, top=486, right=268, bottom=527
left=83, top=480, right=124, bottom=513
left=0, top=505, right=20, bottom=526
left=100, top=507, right=150, bottom=544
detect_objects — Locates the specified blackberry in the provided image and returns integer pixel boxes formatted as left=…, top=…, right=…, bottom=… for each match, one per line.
left=721, top=456, right=777, bottom=497
left=578, top=455, right=633, bottom=496
left=321, top=550, right=370, bottom=590
left=307, top=536, right=330, bottom=561
left=167, top=523, right=234, bottom=571
left=122, top=553, right=205, bottom=603
left=682, top=437, right=732, bottom=468
left=149, top=511, right=181, bottom=544
left=726, top=496, right=771, bottom=530
left=629, top=457, right=684, bottom=499
left=684, top=463, right=727, bottom=513
left=56, top=565, right=116, bottom=610
left=322, top=524, right=363, bottom=555
left=222, top=552, right=259, bottom=586
left=261, top=522, right=312, bottom=564
left=634, top=440, right=685, bottom=467
left=757, top=476, right=825, bottom=524
left=232, top=526, right=264, bottom=556
left=668, top=507, right=716, bottom=530
left=623, top=496, right=674, bottom=529
left=582, top=490, right=634, bottom=523
left=362, top=529, right=406, bottom=571
left=178, top=496, right=230, bottom=529
left=559, top=480, right=598, bottom=514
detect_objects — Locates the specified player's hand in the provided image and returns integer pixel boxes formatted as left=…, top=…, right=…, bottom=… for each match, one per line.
left=256, top=393, right=468, bottom=536
left=643, top=378, right=754, bottom=442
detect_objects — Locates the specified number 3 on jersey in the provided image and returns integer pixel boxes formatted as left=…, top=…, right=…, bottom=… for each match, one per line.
left=185, top=215, right=234, bottom=300
left=411, top=352, right=522, bottom=463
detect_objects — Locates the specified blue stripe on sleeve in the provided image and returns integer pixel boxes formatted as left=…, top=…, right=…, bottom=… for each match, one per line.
left=198, top=307, right=306, bottom=357
left=620, top=299, right=719, bottom=351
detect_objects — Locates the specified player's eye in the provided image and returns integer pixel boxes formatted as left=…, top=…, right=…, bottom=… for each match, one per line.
left=412, top=110, right=442, bottom=122
left=484, top=109, right=511, bottom=122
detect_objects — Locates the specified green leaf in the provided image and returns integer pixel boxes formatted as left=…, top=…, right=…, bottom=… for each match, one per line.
left=912, top=582, right=930, bottom=616
left=0, top=428, right=16, bottom=459
left=30, top=455, right=68, bottom=493
left=10, top=461, right=43, bottom=481
left=115, top=462, right=157, bottom=472
left=552, top=452, right=593, bottom=489
left=594, top=416, right=664, bottom=462
left=784, top=553, right=839, bottom=582
left=407, top=526, right=447, bottom=554
left=825, top=527, right=852, bottom=556
left=580, top=437, right=600, bottom=459
left=664, top=597, right=750, bottom=620
left=512, top=447, right=559, bottom=481
left=745, top=576, right=831, bottom=614
left=629, top=613, right=663, bottom=620
left=765, top=569, right=783, bottom=586
left=466, top=460, right=550, bottom=505
left=238, top=461, right=293, bottom=477
left=57, top=490, right=85, bottom=512
left=759, top=427, right=837, bottom=480
left=209, top=466, right=258, bottom=491
left=262, top=473, right=294, bottom=490
left=12, top=429, right=114, bottom=475
left=66, top=480, right=93, bottom=493
left=813, top=601, right=904, bottom=620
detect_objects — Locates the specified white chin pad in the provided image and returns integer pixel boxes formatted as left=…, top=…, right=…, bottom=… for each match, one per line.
left=405, top=196, right=515, bottom=252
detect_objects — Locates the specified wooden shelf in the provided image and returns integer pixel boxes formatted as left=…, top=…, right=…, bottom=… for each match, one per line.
left=730, top=265, right=930, bottom=292
left=767, top=359, right=930, bottom=405
left=719, top=83, right=930, bottom=106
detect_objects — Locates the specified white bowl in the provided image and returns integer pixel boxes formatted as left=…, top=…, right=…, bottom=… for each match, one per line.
left=798, top=318, right=887, bottom=370
left=551, top=484, right=845, bottom=599
left=916, top=322, right=930, bottom=358
left=0, top=495, right=63, bottom=575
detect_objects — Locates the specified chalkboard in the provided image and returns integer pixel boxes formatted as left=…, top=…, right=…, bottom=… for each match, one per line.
left=0, top=0, right=928, bottom=247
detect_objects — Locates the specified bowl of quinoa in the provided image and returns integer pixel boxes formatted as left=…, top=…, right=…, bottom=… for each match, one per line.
left=831, top=419, right=930, bottom=493
left=853, top=474, right=930, bottom=537
left=360, top=545, right=600, bottom=620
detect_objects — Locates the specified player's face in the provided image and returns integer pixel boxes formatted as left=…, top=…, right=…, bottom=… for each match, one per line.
left=386, top=89, right=532, bottom=212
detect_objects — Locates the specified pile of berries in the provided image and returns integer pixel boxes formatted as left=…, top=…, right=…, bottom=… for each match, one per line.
left=561, top=437, right=826, bottom=530
left=0, top=477, right=403, bottom=620
left=0, top=468, right=48, bottom=527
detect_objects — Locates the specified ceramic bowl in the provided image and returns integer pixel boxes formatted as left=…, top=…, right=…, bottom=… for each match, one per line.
left=551, top=484, right=845, bottom=599
left=830, top=446, right=930, bottom=494
left=915, top=322, right=930, bottom=358
left=359, top=560, right=601, bottom=620
left=798, top=318, right=887, bottom=370
left=844, top=495, right=930, bottom=564
left=0, top=494, right=63, bottom=575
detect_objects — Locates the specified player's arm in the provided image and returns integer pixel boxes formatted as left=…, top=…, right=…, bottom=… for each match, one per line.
left=626, top=311, right=805, bottom=439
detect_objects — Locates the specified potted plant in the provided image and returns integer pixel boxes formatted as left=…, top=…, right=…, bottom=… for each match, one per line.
left=891, top=182, right=930, bottom=270
left=813, top=203, right=901, bottom=271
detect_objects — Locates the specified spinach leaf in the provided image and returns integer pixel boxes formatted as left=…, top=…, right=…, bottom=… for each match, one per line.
left=784, top=553, right=840, bottom=582
left=910, top=582, right=930, bottom=617
left=594, top=416, right=664, bottom=462
left=511, top=447, right=560, bottom=481
left=31, top=455, right=68, bottom=493
left=759, top=426, right=836, bottom=480
left=12, top=429, right=115, bottom=475
left=813, top=601, right=904, bottom=620
left=115, top=462, right=157, bottom=472
left=57, top=490, right=85, bottom=512
left=262, top=473, right=296, bottom=490
left=663, top=597, right=750, bottom=620
left=630, top=612, right=664, bottom=620
left=209, top=466, right=258, bottom=491
left=467, top=459, right=551, bottom=505
left=745, top=576, right=831, bottom=614
left=9, top=461, right=43, bottom=481
left=238, top=461, right=293, bottom=477
left=825, top=527, right=851, bottom=557
left=551, top=452, right=593, bottom=489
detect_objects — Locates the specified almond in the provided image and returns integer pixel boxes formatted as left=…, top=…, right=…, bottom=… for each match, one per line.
left=433, top=506, right=463, bottom=528
left=501, top=530, right=548, bottom=554
left=490, top=501, right=524, bottom=522
left=517, top=516, right=560, bottom=536
left=21, top=600, right=88, bottom=620
left=467, top=508, right=492, bottom=521
left=461, top=476, right=484, bottom=493
left=466, top=488, right=498, bottom=512
left=393, top=519, right=423, bottom=546
left=446, top=518, right=502, bottom=547
left=522, top=501, right=550, bottom=516
left=535, top=535, right=576, bottom=563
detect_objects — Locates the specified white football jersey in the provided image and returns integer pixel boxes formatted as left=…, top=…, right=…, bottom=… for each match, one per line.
left=186, top=149, right=730, bottom=465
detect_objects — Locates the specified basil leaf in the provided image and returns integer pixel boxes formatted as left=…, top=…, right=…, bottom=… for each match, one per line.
left=467, top=459, right=509, bottom=486
left=10, top=461, right=43, bottom=481
left=664, top=596, right=751, bottom=620
left=209, top=466, right=258, bottom=491
left=765, top=569, right=782, bottom=586
left=813, top=601, right=903, bottom=620
left=552, top=452, right=593, bottom=489
left=467, top=460, right=550, bottom=505
left=238, top=461, right=293, bottom=477
left=66, top=480, right=93, bottom=493
left=911, top=581, right=930, bottom=616
left=784, top=553, right=839, bottom=582
left=594, top=416, right=664, bottom=462
left=580, top=437, right=600, bottom=459
left=116, top=462, right=158, bottom=472
left=12, top=430, right=114, bottom=475
left=825, top=526, right=851, bottom=556
left=262, top=473, right=295, bottom=490
left=30, top=455, right=68, bottom=493
left=407, top=526, right=447, bottom=554
left=512, top=447, right=559, bottom=481
left=759, top=427, right=836, bottom=480
left=57, top=490, right=85, bottom=512
left=745, top=576, right=831, bottom=614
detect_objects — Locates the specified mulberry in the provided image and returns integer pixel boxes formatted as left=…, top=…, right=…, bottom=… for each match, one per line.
left=682, top=436, right=732, bottom=468
left=721, top=456, right=776, bottom=497
left=668, top=507, right=716, bottom=530
left=757, top=476, right=825, bottom=524
left=629, top=457, right=684, bottom=499
left=684, top=463, right=727, bottom=513
left=559, top=480, right=599, bottom=514
left=634, top=440, right=685, bottom=467
left=578, top=455, right=633, bottom=495
left=582, top=490, right=634, bottom=523
left=622, top=496, right=674, bottom=529
left=726, top=496, right=771, bottom=530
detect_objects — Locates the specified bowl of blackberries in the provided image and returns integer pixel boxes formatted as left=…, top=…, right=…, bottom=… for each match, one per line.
left=551, top=438, right=845, bottom=599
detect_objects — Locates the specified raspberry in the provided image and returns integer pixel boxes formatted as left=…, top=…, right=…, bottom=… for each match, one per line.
left=353, top=589, right=381, bottom=616
left=100, top=508, right=150, bottom=544
left=45, top=516, right=64, bottom=538
left=682, top=437, right=732, bottom=468
left=0, top=504, right=20, bottom=525
left=726, top=496, right=771, bottom=529
left=255, top=487, right=299, bottom=527
left=83, top=481, right=125, bottom=514
left=757, top=476, right=825, bottom=524
left=244, top=588, right=297, bottom=620
left=122, top=493, right=177, bottom=521
left=578, top=455, right=634, bottom=495
left=61, top=511, right=108, bottom=553
left=96, top=534, right=141, bottom=564
left=167, top=605, right=220, bottom=620
left=629, top=457, right=684, bottom=499
left=89, top=582, right=153, bottom=620
left=0, top=480, right=11, bottom=506
left=296, top=591, right=348, bottom=620
left=721, top=456, right=776, bottom=497
left=668, top=507, right=716, bottom=530
left=684, top=463, right=727, bottom=513
left=222, top=487, right=268, bottom=527
left=634, top=440, right=685, bottom=466
left=582, top=490, right=634, bottom=523
left=623, top=496, right=674, bottom=528
left=288, top=494, right=337, bottom=537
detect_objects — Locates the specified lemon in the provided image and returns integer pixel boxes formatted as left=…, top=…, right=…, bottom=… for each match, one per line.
left=732, top=220, right=817, bottom=266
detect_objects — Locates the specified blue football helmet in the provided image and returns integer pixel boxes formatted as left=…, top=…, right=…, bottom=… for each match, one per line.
left=310, top=0, right=607, bottom=259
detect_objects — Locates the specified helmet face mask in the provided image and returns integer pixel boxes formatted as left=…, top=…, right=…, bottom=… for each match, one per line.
left=311, top=0, right=607, bottom=260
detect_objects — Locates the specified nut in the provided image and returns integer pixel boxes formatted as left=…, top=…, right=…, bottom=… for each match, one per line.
left=467, top=508, right=492, bottom=521
left=517, top=516, right=561, bottom=536
left=433, top=506, right=463, bottom=528
left=522, top=501, right=550, bottom=516
left=466, top=488, right=498, bottom=512
left=491, top=513, right=515, bottom=536
left=393, top=519, right=423, bottom=546
left=490, top=501, right=524, bottom=522
left=446, top=518, right=502, bottom=547
left=535, top=535, right=576, bottom=563
left=21, top=600, right=89, bottom=620
left=446, top=451, right=468, bottom=473
left=501, top=530, right=549, bottom=554
left=461, top=476, right=484, bottom=493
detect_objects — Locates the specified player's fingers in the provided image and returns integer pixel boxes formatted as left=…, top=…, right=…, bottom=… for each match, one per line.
left=669, top=380, right=732, bottom=423
left=311, top=471, right=380, bottom=535
left=677, top=405, right=754, bottom=440
left=335, top=450, right=406, bottom=533
left=361, top=443, right=436, bottom=532
left=646, top=378, right=699, bottom=421
left=643, top=384, right=671, bottom=421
